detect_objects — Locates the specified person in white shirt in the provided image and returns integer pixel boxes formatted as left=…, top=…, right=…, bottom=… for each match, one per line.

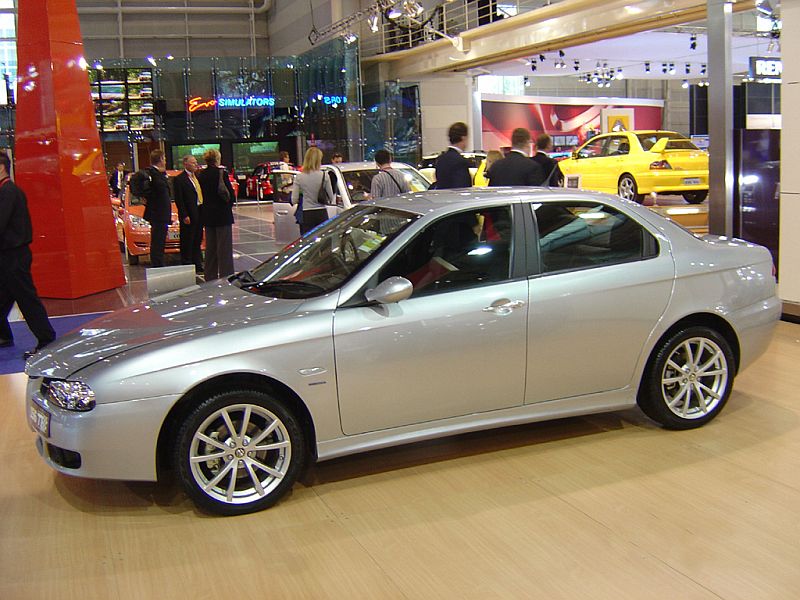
left=370, top=149, right=410, bottom=199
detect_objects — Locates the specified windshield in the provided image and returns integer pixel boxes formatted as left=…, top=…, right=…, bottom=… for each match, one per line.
left=637, top=132, right=699, bottom=151
left=341, top=167, right=430, bottom=203
left=234, top=205, right=419, bottom=298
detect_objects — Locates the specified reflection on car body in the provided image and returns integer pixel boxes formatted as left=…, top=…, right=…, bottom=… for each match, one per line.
left=26, top=188, right=780, bottom=516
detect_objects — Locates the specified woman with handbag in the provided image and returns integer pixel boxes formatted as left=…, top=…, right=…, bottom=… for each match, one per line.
left=198, top=148, right=236, bottom=280
left=291, top=146, right=334, bottom=235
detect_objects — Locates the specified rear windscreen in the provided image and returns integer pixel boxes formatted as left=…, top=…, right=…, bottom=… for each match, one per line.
left=637, top=133, right=699, bottom=151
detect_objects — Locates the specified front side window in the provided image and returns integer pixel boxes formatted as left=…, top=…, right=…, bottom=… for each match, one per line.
left=604, top=136, right=630, bottom=156
left=379, top=206, right=513, bottom=297
left=577, top=137, right=607, bottom=159
left=533, top=202, right=656, bottom=274
left=235, top=206, right=418, bottom=298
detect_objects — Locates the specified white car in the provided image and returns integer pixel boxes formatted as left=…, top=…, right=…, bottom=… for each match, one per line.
left=417, top=152, right=486, bottom=185
left=270, top=161, right=430, bottom=243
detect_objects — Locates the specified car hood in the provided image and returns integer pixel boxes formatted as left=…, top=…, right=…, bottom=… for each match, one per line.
left=26, top=281, right=303, bottom=379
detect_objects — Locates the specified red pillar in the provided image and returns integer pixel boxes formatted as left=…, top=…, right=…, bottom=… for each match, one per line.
left=15, top=0, right=126, bottom=299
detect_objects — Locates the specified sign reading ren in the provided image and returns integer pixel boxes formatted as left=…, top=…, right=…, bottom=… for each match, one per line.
left=749, top=57, right=782, bottom=80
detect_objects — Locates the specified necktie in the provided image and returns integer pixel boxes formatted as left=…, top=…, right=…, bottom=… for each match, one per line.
left=191, top=174, right=203, bottom=205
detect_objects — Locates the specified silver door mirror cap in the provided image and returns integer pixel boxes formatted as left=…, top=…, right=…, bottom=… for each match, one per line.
left=365, top=276, right=413, bottom=304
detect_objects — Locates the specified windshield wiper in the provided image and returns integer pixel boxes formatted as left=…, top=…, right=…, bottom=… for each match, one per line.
left=230, top=270, right=257, bottom=284
left=251, top=280, right=326, bottom=292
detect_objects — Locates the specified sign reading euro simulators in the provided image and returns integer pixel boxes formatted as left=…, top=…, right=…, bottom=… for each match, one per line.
left=188, top=95, right=275, bottom=112
left=749, top=57, right=782, bottom=82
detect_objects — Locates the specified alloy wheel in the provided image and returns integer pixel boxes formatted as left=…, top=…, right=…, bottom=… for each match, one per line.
left=660, top=336, right=729, bottom=420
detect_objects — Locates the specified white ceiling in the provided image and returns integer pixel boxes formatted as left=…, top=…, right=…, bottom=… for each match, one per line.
left=480, top=29, right=779, bottom=81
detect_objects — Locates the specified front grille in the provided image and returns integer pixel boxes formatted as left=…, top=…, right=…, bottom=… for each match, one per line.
left=46, top=443, right=82, bottom=469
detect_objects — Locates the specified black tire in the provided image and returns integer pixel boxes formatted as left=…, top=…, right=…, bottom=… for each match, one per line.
left=637, top=326, right=735, bottom=430
left=174, top=389, right=306, bottom=516
left=618, top=174, right=643, bottom=203
left=682, top=190, right=708, bottom=204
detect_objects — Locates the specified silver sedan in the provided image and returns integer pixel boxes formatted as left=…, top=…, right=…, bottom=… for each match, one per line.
left=25, top=189, right=781, bottom=515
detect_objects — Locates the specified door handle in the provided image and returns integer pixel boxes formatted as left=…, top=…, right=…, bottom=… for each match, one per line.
left=482, top=299, right=525, bottom=314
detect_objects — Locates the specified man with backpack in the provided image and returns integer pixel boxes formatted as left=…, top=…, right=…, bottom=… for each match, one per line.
left=370, top=149, right=410, bottom=199
left=138, top=149, right=172, bottom=268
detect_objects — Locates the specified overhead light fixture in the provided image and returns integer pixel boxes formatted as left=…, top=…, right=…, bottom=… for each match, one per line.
left=402, top=0, right=424, bottom=18
left=539, top=54, right=546, bottom=62
left=668, top=63, right=676, bottom=75
left=386, top=6, right=402, bottom=19
left=573, top=60, right=580, bottom=72
left=755, top=0, right=775, bottom=18
left=368, top=13, right=379, bottom=33
left=681, top=79, right=689, bottom=89
left=701, top=64, right=707, bottom=75
left=685, top=63, right=691, bottom=75
left=343, top=32, right=358, bottom=44
left=530, top=63, right=537, bottom=72
left=644, top=62, right=650, bottom=73
left=524, top=76, right=531, bottom=87
left=146, top=55, right=157, bottom=67
left=661, top=63, right=668, bottom=74
left=690, top=34, right=697, bottom=50
left=165, top=54, right=174, bottom=61
left=93, top=61, right=103, bottom=70
left=616, top=68, right=624, bottom=80
left=558, top=50, right=565, bottom=58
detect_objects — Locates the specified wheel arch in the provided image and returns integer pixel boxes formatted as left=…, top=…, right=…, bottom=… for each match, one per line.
left=642, top=312, right=741, bottom=384
left=155, top=372, right=318, bottom=480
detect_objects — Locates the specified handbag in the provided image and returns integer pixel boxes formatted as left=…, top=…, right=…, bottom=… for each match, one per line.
left=217, top=168, right=231, bottom=203
left=316, top=175, right=328, bottom=205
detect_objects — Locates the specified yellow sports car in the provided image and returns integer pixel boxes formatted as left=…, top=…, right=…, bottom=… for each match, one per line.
left=558, top=131, right=709, bottom=204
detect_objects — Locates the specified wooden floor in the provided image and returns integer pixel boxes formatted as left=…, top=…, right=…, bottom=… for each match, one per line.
left=2, top=322, right=799, bottom=599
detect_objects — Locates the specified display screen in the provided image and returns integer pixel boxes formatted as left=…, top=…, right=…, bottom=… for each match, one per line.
left=232, top=141, right=280, bottom=174
left=170, top=143, right=221, bottom=167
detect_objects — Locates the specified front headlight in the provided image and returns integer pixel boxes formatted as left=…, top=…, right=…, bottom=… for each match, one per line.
left=47, top=380, right=96, bottom=411
left=129, top=214, right=150, bottom=229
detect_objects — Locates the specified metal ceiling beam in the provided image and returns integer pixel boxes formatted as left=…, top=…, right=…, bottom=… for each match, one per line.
left=366, top=0, right=756, bottom=79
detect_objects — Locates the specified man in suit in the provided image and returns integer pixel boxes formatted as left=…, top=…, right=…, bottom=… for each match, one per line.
left=142, top=149, right=172, bottom=268
left=108, top=162, right=129, bottom=198
left=0, top=151, right=56, bottom=359
left=173, top=154, right=204, bottom=273
left=532, top=133, right=563, bottom=187
left=488, top=128, right=545, bottom=187
left=434, top=122, right=472, bottom=189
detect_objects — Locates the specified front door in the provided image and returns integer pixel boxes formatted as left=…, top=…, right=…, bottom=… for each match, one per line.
left=334, top=205, right=528, bottom=435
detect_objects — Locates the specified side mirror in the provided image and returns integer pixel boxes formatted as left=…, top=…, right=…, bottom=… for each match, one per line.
left=572, top=150, right=579, bottom=159
left=365, top=276, right=413, bottom=305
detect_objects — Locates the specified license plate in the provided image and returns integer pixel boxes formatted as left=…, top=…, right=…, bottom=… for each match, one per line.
left=29, top=403, right=51, bottom=437
left=168, top=230, right=180, bottom=241
left=683, top=178, right=701, bottom=185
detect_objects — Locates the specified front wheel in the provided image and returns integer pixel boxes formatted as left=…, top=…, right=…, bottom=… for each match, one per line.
left=618, top=174, right=643, bottom=203
left=174, top=390, right=306, bottom=515
left=682, top=190, right=708, bottom=204
left=637, top=326, right=735, bottom=429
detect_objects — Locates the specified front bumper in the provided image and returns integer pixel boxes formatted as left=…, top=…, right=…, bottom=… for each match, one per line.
left=26, top=376, right=179, bottom=481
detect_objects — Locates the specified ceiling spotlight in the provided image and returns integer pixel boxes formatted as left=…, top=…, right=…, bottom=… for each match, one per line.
left=539, top=54, right=546, bottom=62
left=690, top=34, right=697, bottom=50
left=531, top=63, right=537, bottom=72
left=146, top=55, right=157, bottom=67
left=386, top=6, right=402, bottom=19
left=343, top=32, right=358, bottom=44
left=524, top=76, right=531, bottom=87
left=368, top=13, right=379, bottom=33
left=685, top=63, right=691, bottom=75
left=644, top=62, right=650, bottom=73
left=681, top=79, right=689, bottom=89
left=558, top=50, right=565, bottom=58
left=661, top=63, right=667, bottom=74
left=668, top=63, right=676, bottom=75
left=402, top=0, right=425, bottom=18
left=701, top=64, right=707, bottom=75
left=756, top=0, right=775, bottom=18
left=616, top=68, right=624, bottom=80
left=165, top=54, right=174, bottom=61
left=573, top=60, right=580, bottom=71
left=93, top=61, right=103, bottom=70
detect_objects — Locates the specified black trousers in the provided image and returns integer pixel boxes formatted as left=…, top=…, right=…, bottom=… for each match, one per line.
left=204, top=225, right=234, bottom=280
left=179, top=219, right=203, bottom=271
left=149, top=221, right=169, bottom=267
left=0, top=245, right=56, bottom=345
left=299, top=208, right=328, bottom=235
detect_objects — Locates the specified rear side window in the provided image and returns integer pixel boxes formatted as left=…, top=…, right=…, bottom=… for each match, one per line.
left=532, top=202, right=657, bottom=274
left=637, top=133, right=698, bottom=151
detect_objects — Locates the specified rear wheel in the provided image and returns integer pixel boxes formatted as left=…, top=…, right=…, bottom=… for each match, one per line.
left=682, top=190, right=708, bottom=204
left=638, top=326, right=734, bottom=429
left=618, top=174, right=643, bottom=203
left=174, top=389, right=306, bottom=515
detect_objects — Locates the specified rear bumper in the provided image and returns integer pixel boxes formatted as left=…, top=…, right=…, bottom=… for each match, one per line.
left=636, top=170, right=708, bottom=194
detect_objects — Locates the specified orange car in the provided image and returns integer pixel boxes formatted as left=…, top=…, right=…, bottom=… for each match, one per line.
left=117, top=169, right=204, bottom=266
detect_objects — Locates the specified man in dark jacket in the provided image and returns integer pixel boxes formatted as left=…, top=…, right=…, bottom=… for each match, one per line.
left=108, top=162, right=129, bottom=198
left=173, top=154, right=204, bottom=273
left=142, top=149, right=172, bottom=268
left=532, top=133, right=563, bottom=187
left=0, top=151, right=56, bottom=359
left=434, top=122, right=472, bottom=189
left=487, top=128, right=545, bottom=187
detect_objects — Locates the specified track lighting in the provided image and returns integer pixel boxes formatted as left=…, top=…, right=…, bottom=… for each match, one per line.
left=644, top=62, right=650, bottom=73
left=690, top=34, right=697, bottom=50
left=685, top=63, right=691, bottom=75
left=701, top=64, right=707, bottom=76
left=539, top=54, right=545, bottom=62
left=573, top=60, right=580, bottom=72
left=530, top=63, right=537, bottom=72
left=368, top=13, right=379, bottom=33
left=524, top=76, right=531, bottom=87
left=558, top=50, right=565, bottom=58
left=616, top=67, right=624, bottom=80
left=661, top=63, right=667, bottom=74
left=681, top=79, right=689, bottom=89
left=668, top=63, right=676, bottom=75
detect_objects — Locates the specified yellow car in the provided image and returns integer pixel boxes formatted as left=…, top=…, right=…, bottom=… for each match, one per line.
left=558, top=131, right=709, bottom=204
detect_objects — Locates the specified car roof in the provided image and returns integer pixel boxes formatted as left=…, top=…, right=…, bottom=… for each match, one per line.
left=327, top=161, right=419, bottom=172
left=366, top=186, right=633, bottom=216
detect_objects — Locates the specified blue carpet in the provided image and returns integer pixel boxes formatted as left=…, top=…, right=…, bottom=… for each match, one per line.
left=0, top=312, right=109, bottom=375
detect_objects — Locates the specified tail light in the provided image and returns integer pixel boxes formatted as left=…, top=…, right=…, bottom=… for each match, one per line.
left=649, top=160, right=672, bottom=170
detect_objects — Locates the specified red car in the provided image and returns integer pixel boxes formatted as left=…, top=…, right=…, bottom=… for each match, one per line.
left=244, top=162, right=290, bottom=200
